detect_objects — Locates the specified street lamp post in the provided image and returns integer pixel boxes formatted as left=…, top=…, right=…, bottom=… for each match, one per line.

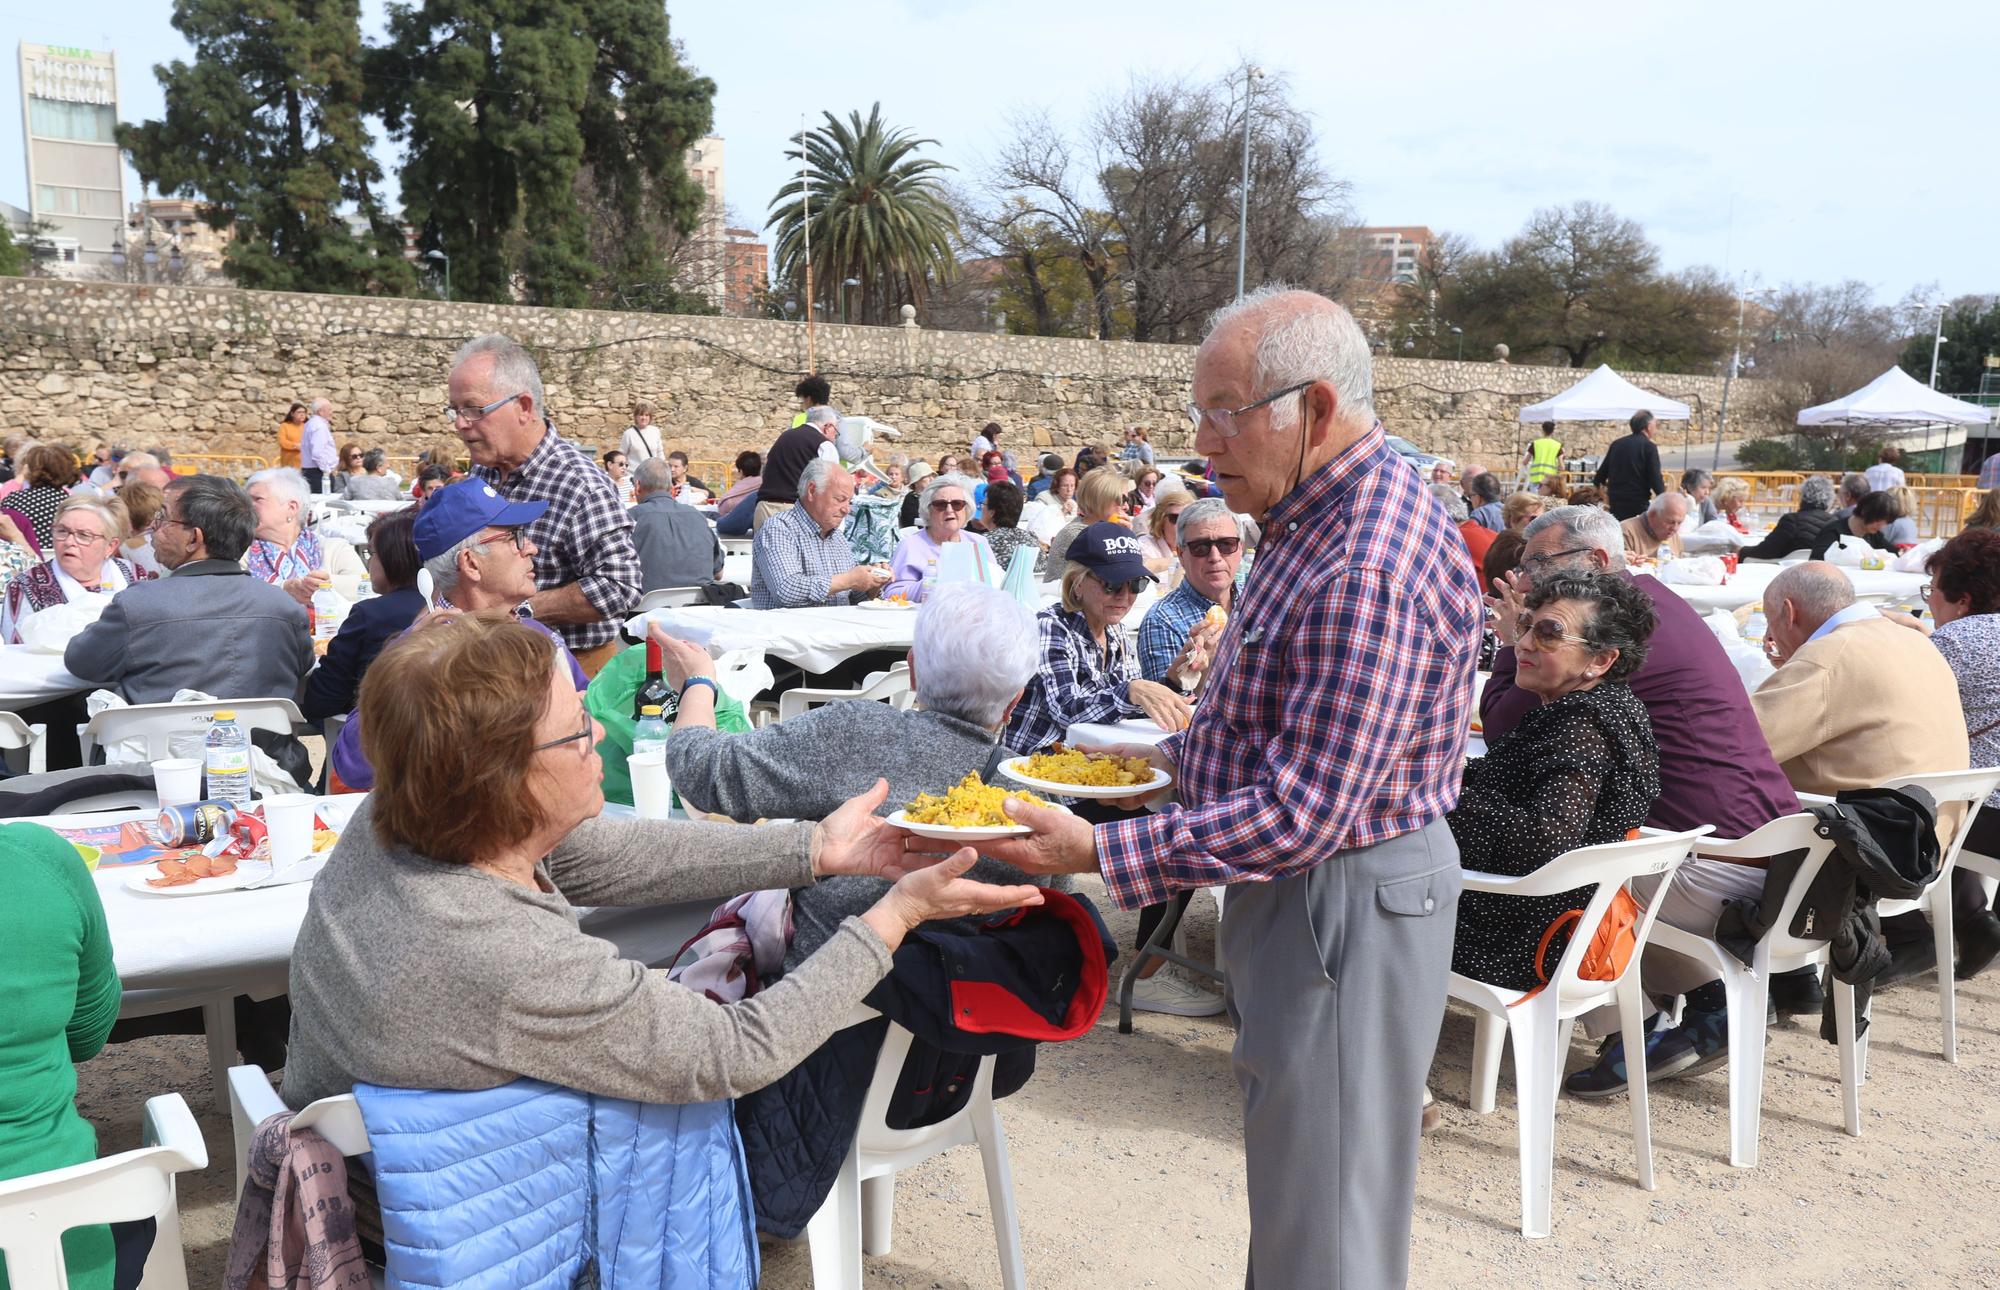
left=1929, top=302, right=1949, bottom=389
left=425, top=248, right=450, bottom=301
left=1713, top=278, right=1769, bottom=469
left=1451, top=325, right=1464, bottom=361
left=1234, top=65, right=1264, bottom=302
left=842, top=277, right=860, bottom=324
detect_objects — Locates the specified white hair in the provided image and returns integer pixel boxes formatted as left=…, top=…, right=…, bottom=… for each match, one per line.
left=246, top=465, right=311, bottom=510
left=424, top=531, right=501, bottom=595
left=1649, top=491, right=1687, bottom=516
left=1175, top=497, right=1244, bottom=547
left=56, top=494, right=125, bottom=543
left=914, top=582, right=1038, bottom=728
left=1522, top=504, right=1627, bottom=570
left=1203, top=284, right=1375, bottom=431
left=798, top=455, right=842, bottom=495
left=1768, top=561, right=1856, bottom=629
left=1429, top=482, right=1470, bottom=523
left=633, top=457, right=673, bottom=492
left=916, top=470, right=980, bottom=532
left=450, top=333, right=547, bottom=416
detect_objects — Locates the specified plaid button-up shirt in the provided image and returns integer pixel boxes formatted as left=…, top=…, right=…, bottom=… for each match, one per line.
left=1135, top=577, right=1220, bottom=683
left=1001, top=604, right=1147, bottom=755
left=750, top=502, right=861, bottom=609
left=1096, top=427, right=1484, bottom=910
left=472, top=425, right=641, bottom=652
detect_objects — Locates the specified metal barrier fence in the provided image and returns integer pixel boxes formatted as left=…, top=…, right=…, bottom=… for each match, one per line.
left=1517, top=470, right=1979, bottom=541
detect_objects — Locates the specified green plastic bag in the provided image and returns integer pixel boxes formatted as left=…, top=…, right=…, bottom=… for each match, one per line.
left=588, top=643, right=752, bottom=807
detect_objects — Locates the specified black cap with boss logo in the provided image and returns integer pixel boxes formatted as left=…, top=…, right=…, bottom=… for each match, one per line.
left=1066, top=521, right=1158, bottom=585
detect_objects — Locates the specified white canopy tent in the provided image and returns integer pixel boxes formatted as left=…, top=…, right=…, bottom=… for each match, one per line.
left=1797, top=365, right=1992, bottom=428
left=1518, top=364, right=1692, bottom=423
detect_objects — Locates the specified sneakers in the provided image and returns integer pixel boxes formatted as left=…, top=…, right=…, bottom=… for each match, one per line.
left=1957, top=912, right=2000, bottom=981
left=1130, top=969, right=1225, bottom=1017
left=1768, top=966, right=1825, bottom=1018
left=1875, top=938, right=1937, bottom=989
left=1563, top=1019, right=1700, bottom=1100
left=1676, top=1009, right=1731, bottom=1078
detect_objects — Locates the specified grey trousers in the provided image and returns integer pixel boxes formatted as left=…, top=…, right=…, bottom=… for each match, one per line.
left=1220, top=820, right=1461, bottom=1290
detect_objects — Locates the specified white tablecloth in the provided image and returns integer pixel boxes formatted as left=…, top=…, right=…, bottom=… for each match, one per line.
left=631, top=604, right=918, bottom=674
left=1068, top=718, right=1177, bottom=748
left=1664, top=562, right=1925, bottom=614
left=0, top=645, right=90, bottom=710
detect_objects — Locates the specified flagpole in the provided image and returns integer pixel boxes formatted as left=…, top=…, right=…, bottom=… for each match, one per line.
left=801, top=113, right=816, bottom=374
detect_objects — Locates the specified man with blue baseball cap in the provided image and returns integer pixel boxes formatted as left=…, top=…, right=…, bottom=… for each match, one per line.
left=328, top=480, right=587, bottom=790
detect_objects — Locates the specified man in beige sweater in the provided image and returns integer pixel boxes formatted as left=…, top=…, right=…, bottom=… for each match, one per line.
left=1619, top=491, right=1688, bottom=561
left=1752, top=562, right=1969, bottom=980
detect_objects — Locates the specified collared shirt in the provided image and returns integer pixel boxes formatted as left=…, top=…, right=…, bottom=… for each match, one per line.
left=1980, top=454, right=2000, bottom=490
left=1806, top=600, right=1880, bottom=646
left=1863, top=463, right=1906, bottom=493
left=1136, top=577, right=1221, bottom=684
left=749, top=503, right=860, bottom=609
left=300, top=415, right=337, bottom=471
left=472, top=426, right=642, bottom=651
left=246, top=529, right=323, bottom=585
left=1094, top=426, right=1485, bottom=910
left=1002, top=604, right=1148, bottom=755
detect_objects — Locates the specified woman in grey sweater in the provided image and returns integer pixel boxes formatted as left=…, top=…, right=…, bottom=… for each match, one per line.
left=658, top=581, right=1065, bottom=966
left=284, top=612, right=1037, bottom=1109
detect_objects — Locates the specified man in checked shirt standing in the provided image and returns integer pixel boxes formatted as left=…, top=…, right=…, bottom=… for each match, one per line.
left=449, top=334, right=641, bottom=676
left=963, top=287, right=1484, bottom=1287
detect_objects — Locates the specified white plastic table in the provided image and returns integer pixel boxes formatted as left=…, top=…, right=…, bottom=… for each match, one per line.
left=0, top=645, right=90, bottom=710
left=631, top=604, right=919, bottom=674
left=1663, top=562, right=1925, bottom=614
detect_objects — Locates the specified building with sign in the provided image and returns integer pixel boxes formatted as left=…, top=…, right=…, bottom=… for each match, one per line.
left=18, top=42, right=123, bottom=273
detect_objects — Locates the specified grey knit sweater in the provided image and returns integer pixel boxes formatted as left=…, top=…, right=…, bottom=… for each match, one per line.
left=663, top=704, right=1068, bottom=967
left=283, top=799, right=894, bottom=1108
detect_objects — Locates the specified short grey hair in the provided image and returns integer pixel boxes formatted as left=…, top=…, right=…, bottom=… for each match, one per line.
left=1648, top=490, right=1688, bottom=516
left=361, top=448, right=387, bottom=474
left=450, top=334, right=547, bottom=416
left=918, top=471, right=976, bottom=519
left=1767, top=561, right=1856, bottom=630
left=1203, top=284, right=1375, bottom=432
left=56, top=495, right=125, bottom=543
left=1799, top=476, right=1836, bottom=510
left=310, top=398, right=331, bottom=416
left=798, top=455, right=842, bottom=496
left=1680, top=467, right=1712, bottom=493
left=1175, top=496, right=1242, bottom=547
left=1429, top=482, right=1470, bottom=523
left=1523, top=504, right=1627, bottom=570
left=803, top=404, right=841, bottom=428
left=633, top=457, right=673, bottom=492
left=1839, top=472, right=1870, bottom=505
left=119, top=451, right=159, bottom=470
left=246, top=465, right=311, bottom=510
left=423, top=531, right=499, bottom=595
left=913, top=582, right=1038, bottom=728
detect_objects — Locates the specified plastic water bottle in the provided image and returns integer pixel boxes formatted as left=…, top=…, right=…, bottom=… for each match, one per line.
left=205, top=710, right=253, bottom=806
left=311, top=585, right=347, bottom=641
left=355, top=574, right=376, bottom=602
left=633, top=705, right=669, bottom=759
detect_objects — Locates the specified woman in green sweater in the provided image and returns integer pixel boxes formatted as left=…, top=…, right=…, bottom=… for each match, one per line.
left=0, top=822, right=126, bottom=1290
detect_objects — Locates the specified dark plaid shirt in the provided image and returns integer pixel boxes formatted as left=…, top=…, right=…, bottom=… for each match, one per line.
left=472, top=425, right=640, bottom=651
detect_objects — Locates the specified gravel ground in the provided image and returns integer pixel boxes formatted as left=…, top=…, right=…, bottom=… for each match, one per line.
left=78, top=876, right=1999, bottom=1288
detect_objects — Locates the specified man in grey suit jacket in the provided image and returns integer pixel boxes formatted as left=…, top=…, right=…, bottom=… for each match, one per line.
left=66, top=474, right=312, bottom=705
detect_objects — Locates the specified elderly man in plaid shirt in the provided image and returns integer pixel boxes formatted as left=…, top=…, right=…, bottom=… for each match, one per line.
left=961, top=289, right=1484, bottom=1288
left=448, top=334, right=641, bottom=676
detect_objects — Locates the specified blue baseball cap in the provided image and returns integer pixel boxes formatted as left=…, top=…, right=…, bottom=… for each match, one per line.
left=412, top=480, right=548, bottom=560
left=1065, top=521, right=1156, bottom=586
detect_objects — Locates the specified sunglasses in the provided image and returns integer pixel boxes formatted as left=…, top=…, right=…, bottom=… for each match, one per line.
left=1089, top=573, right=1148, bottom=596
left=1184, top=536, right=1240, bottom=558
left=1515, top=614, right=1592, bottom=648
left=929, top=498, right=969, bottom=513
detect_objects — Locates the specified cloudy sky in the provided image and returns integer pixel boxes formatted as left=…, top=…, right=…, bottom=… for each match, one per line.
left=4, top=0, right=1991, bottom=305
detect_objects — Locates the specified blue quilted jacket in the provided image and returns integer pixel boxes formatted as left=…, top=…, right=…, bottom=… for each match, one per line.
left=353, top=1079, right=758, bottom=1290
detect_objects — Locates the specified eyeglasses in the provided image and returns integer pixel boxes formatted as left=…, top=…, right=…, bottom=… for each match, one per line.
left=1522, top=545, right=1594, bottom=569
left=1920, top=582, right=1933, bottom=599
left=51, top=525, right=110, bottom=545
left=531, top=713, right=595, bottom=754
left=1185, top=381, right=1315, bottom=440
left=150, top=513, right=190, bottom=533
left=475, top=528, right=529, bottom=553
left=1515, top=614, right=1593, bottom=648
left=441, top=392, right=525, bottom=424
left=1183, top=536, right=1241, bottom=558
left=1089, top=573, right=1148, bottom=596
left=929, top=498, right=969, bottom=513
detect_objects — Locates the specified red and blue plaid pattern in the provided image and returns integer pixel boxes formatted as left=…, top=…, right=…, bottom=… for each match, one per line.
left=1096, top=428, right=1483, bottom=910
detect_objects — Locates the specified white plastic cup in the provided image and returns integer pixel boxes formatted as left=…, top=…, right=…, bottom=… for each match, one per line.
left=628, top=750, right=672, bottom=820
left=153, top=757, right=203, bottom=808
left=262, top=793, right=319, bottom=866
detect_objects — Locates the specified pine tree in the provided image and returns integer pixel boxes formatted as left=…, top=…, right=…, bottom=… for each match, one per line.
left=374, top=0, right=714, bottom=308
left=121, top=0, right=417, bottom=296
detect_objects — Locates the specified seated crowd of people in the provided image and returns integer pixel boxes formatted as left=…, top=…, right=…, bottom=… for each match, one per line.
left=6, top=341, right=2000, bottom=1286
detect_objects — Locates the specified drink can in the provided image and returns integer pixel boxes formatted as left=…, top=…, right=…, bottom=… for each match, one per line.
left=1722, top=553, right=1738, bottom=576
left=157, top=800, right=239, bottom=847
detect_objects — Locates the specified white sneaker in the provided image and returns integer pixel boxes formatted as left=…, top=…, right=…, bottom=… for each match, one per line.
left=1131, top=970, right=1225, bottom=1017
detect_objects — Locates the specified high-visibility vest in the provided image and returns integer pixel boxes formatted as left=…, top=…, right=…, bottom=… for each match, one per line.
left=1527, top=436, right=1564, bottom=484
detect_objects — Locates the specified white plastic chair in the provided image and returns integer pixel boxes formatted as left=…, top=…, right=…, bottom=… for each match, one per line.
left=0, top=711, right=48, bottom=774
left=636, top=586, right=704, bottom=612
left=1647, top=814, right=1838, bottom=1165
left=805, top=1007, right=1025, bottom=1290
left=80, top=698, right=306, bottom=764
left=0, top=1093, right=208, bottom=1290
left=227, top=1065, right=371, bottom=1203
left=776, top=664, right=914, bottom=721
left=1450, top=827, right=1708, bottom=1239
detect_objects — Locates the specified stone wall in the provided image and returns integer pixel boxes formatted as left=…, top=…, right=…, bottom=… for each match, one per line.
left=0, top=277, right=1792, bottom=476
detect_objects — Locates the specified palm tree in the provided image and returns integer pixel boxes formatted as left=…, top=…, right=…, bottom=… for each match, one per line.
left=767, top=104, right=959, bottom=326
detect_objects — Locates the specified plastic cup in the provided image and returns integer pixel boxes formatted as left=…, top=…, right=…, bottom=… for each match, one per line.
left=262, top=793, right=318, bottom=866
left=153, top=757, right=203, bottom=808
left=629, top=750, right=672, bottom=820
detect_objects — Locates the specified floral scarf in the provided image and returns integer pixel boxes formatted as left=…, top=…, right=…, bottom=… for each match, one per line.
left=246, top=529, right=324, bottom=585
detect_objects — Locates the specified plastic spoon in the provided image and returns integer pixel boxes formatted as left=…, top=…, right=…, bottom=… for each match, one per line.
left=417, top=568, right=435, bottom=611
